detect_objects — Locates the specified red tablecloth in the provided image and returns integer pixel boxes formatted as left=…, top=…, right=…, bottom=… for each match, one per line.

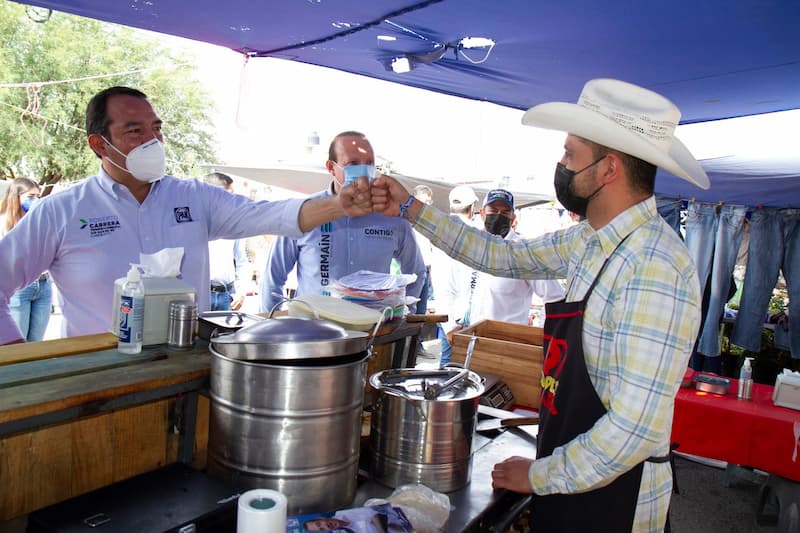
left=672, top=378, right=800, bottom=482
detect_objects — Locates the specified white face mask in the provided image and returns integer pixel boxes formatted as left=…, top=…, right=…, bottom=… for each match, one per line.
left=102, top=137, right=166, bottom=183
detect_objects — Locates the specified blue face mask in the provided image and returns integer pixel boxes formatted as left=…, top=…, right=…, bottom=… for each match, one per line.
left=20, top=196, right=38, bottom=213
left=337, top=164, right=376, bottom=185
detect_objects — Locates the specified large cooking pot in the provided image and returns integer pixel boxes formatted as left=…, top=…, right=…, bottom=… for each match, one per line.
left=207, top=316, right=370, bottom=515
left=369, top=367, right=484, bottom=492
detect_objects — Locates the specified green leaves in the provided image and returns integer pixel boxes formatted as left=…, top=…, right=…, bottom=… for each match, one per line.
left=0, top=2, right=217, bottom=187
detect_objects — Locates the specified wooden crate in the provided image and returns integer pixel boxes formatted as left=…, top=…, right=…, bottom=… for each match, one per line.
left=451, top=320, right=544, bottom=409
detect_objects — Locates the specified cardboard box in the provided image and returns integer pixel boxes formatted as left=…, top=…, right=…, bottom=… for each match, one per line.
left=451, top=320, right=544, bottom=409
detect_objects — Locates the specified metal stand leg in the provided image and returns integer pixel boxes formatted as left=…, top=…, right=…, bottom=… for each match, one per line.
left=177, top=391, right=198, bottom=464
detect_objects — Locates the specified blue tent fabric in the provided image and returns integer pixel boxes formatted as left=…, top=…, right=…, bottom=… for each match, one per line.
left=10, top=0, right=800, bottom=206
left=10, top=0, right=800, bottom=124
left=658, top=154, right=800, bottom=209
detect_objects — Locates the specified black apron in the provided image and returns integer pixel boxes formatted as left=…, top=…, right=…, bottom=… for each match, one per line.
left=533, top=249, right=667, bottom=533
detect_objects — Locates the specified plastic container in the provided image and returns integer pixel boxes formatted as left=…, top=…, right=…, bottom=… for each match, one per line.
left=110, top=276, right=195, bottom=345
left=118, top=264, right=145, bottom=354
left=738, top=357, right=754, bottom=400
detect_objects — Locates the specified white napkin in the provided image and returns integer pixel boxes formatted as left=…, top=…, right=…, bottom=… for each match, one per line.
left=139, top=247, right=184, bottom=278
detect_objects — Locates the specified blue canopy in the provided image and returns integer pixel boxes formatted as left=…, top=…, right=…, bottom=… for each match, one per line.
left=10, top=0, right=800, bottom=206
left=11, top=0, right=800, bottom=124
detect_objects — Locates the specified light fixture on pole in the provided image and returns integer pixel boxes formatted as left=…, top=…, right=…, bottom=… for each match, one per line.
left=391, top=57, right=412, bottom=74
left=388, top=44, right=448, bottom=74
left=385, top=36, right=495, bottom=74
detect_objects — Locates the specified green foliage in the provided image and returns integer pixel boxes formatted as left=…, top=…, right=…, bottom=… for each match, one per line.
left=0, top=1, right=218, bottom=187
left=768, top=287, right=788, bottom=314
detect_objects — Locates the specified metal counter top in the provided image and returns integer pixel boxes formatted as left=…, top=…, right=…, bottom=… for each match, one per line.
left=354, top=428, right=536, bottom=532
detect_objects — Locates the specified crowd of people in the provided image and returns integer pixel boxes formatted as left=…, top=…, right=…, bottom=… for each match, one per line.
left=0, top=77, right=712, bottom=532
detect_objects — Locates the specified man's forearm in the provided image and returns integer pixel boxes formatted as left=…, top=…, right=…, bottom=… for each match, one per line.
left=297, top=196, right=344, bottom=233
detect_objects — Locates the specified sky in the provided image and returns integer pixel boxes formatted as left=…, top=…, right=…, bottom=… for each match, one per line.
left=156, top=33, right=567, bottom=196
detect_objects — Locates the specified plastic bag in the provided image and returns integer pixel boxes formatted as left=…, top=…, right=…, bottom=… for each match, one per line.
left=331, top=270, right=418, bottom=320
left=368, top=484, right=451, bottom=533
left=334, top=270, right=417, bottom=292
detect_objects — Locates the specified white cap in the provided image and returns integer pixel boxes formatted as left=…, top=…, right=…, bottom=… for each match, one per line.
left=449, top=185, right=477, bottom=208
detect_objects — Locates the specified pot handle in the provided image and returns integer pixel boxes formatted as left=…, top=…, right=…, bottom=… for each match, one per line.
left=365, top=306, right=391, bottom=353
left=423, top=368, right=469, bottom=400
left=375, top=386, right=428, bottom=422
left=268, top=297, right=320, bottom=319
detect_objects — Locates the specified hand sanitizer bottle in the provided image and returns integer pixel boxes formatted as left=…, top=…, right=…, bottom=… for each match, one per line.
left=738, top=356, right=753, bottom=400
left=118, top=264, right=145, bottom=354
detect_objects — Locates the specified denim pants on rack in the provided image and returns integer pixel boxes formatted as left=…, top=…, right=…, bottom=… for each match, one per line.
left=656, top=196, right=684, bottom=238
left=685, top=202, right=748, bottom=357
left=9, top=277, right=53, bottom=342
left=732, top=208, right=800, bottom=357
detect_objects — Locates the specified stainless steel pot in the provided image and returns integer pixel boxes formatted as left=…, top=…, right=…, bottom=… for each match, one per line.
left=369, top=368, right=484, bottom=492
left=207, top=316, right=370, bottom=515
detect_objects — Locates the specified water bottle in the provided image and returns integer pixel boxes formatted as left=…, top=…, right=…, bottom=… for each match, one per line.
left=118, top=264, right=145, bottom=354
left=737, top=356, right=753, bottom=400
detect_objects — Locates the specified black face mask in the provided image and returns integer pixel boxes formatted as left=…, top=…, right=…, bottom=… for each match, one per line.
left=484, top=213, right=512, bottom=237
left=554, top=157, right=606, bottom=217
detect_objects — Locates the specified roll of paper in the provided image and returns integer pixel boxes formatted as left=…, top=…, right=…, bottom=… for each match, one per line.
left=237, top=488, right=288, bottom=533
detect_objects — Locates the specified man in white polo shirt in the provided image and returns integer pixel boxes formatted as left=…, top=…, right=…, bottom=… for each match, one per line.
left=469, top=189, right=565, bottom=325
left=0, top=86, right=372, bottom=345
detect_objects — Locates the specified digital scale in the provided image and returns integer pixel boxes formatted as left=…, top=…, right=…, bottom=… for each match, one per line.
left=478, top=373, right=515, bottom=410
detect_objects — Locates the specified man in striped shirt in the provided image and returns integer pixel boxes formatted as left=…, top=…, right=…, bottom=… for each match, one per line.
left=371, top=79, right=710, bottom=532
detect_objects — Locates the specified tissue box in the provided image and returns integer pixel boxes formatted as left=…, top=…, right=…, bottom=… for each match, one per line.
left=773, top=372, right=800, bottom=411
left=110, top=277, right=195, bottom=345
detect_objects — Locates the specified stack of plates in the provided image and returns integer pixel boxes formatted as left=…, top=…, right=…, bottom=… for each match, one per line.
left=287, top=294, right=383, bottom=331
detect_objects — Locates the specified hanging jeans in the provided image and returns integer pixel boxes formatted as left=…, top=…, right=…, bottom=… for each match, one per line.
left=416, top=267, right=431, bottom=315
left=656, top=196, right=684, bottom=238
left=9, top=276, right=53, bottom=342
left=438, top=326, right=452, bottom=368
left=685, top=202, right=747, bottom=357
left=732, top=208, right=800, bottom=357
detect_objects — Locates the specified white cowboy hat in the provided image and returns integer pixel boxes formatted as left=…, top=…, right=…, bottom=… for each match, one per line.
left=522, top=79, right=710, bottom=189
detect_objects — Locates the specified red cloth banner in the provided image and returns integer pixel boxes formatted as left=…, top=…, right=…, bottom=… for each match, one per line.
left=672, top=377, right=800, bottom=482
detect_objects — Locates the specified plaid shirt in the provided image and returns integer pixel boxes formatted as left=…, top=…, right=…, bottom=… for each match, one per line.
left=416, top=196, right=700, bottom=532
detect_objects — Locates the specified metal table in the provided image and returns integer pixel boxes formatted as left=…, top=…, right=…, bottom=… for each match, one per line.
left=354, top=428, right=536, bottom=532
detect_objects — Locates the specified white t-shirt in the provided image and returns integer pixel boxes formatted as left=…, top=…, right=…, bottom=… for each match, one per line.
left=428, top=213, right=481, bottom=332
left=459, top=229, right=565, bottom=325
left=208, top=238, right=251, bottom=294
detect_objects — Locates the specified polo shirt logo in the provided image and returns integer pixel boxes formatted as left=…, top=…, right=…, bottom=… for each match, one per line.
left=319, top=223, right=332, bottom=287
left=174, top=207, right=193, bottom=223
left=79, top=215, right=121, bottom=238
left=540, top=336, right=569, bottom=416
left=364, top=227, right=393, bottom=238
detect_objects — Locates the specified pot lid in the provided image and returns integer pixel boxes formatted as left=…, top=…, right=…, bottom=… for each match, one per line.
left=210, top=316, right=369, bottom=362
left=370, top=368, right=484, bottom=401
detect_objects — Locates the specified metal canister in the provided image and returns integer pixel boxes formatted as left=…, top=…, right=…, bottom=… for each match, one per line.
left=167, top=300, right=197, bottom=349
left=207, top=317, right=371, bottom=515
left=369, top=367, right=485, bottom=492
left=738, top=378, right=753, bottom=400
